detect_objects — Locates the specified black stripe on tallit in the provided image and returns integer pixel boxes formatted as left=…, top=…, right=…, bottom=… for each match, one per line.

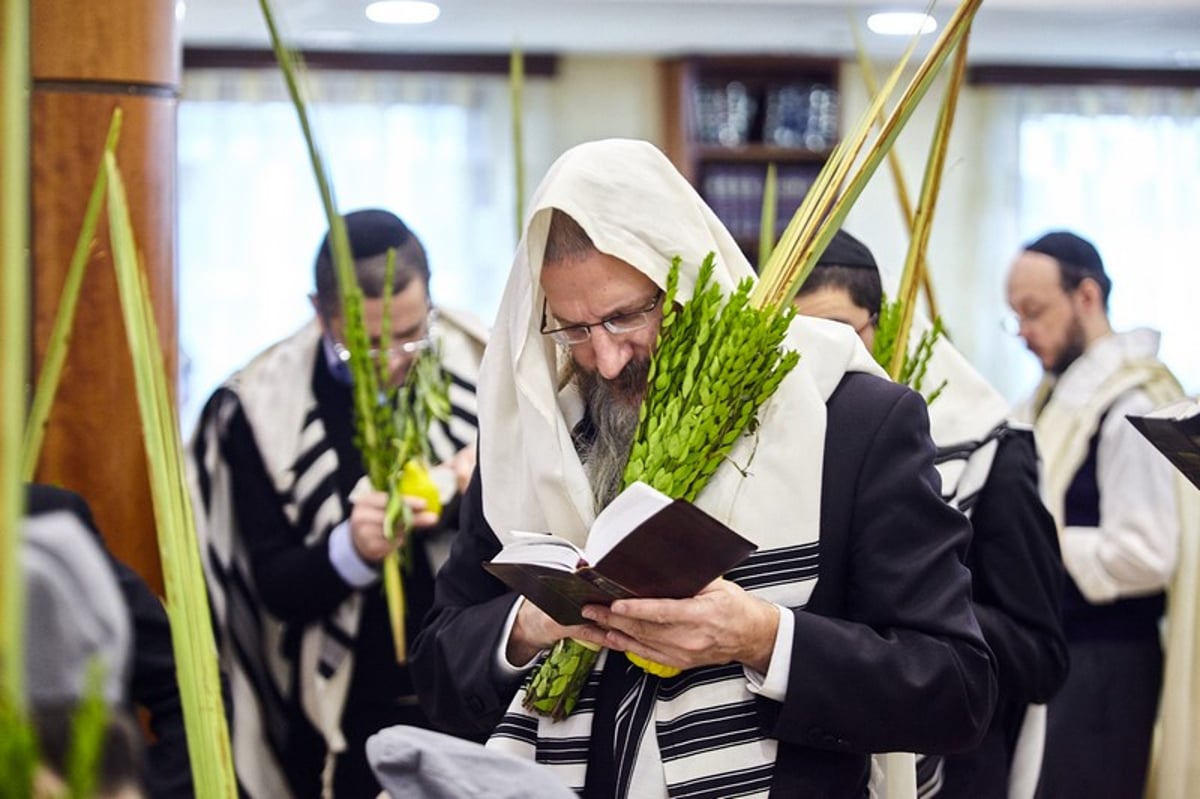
left=490, top=714, right=539, bottom=745
left=192, top=417, right=214, bottom=512
left=955, top=488, right=983, bottom=514
left=669, top=764, right=775, bottom=799
left=290, top=436, right=331, bottom=485
left=612, top=664, right=657, bottom=798
left=205, top=541, right=230, bottom=593
left=294, top=471, right=340, bottom=544
left=445, top=370, right=476, bottom=394
left=933, top=423, right=1008, bottom=465
left=321, top=617, right=355, bottom=649
left=656, top=700, right=763, bottom=759
left=726, top=544, right=819, bottom=591
left=449, top=403, right=479, bottom=429
left=535, top=735, right=593, bottom=765
left=658, top=663, right=744, bottom=701
left=227, top=572, right=290, bottom=753
left=436, top=418, right=467, bottom=451
left=916, top=753, right=944, bottom=797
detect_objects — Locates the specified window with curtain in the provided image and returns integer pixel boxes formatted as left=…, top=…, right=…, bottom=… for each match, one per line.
left=1004, top=85, right=1200, bottom=400
left=177, top=68, right=552, bottom=433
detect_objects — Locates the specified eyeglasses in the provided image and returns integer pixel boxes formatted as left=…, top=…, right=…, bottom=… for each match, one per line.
left=1001, top=305, right=1050, bottom=336
left=331, top=310, right=437, bottom=363
left=854, top=313, right=879, bottom=336
left=540, top=290, right=663, bottom=346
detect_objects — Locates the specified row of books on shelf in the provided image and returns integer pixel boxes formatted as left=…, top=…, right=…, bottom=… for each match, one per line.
left=691, top=79, right=839, bottom=150
left=701, top=163, right=818, bottom=241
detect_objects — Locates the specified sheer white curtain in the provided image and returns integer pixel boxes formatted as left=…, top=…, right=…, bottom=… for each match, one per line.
left=982, top=84, right=1200, bottom=401
left=177, top=68, right=552, bottom=432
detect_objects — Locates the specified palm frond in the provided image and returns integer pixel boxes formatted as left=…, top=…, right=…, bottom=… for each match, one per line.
left=752, top=0, right=983, bottom=311
left=1, top=0, right=31, bottom=711
left=105, top=152, right=237, bottom=798
left=22, top=111, right=123, bottom=480
left=886, top=27, right=971, bottom=380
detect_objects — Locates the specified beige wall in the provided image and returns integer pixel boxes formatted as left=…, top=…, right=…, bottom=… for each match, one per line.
left=545, top=55, right=665, bottom=157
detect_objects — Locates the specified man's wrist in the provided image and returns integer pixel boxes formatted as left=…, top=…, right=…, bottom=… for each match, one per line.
left=328, top=520, right=379, bottom=588
left=743, top=599, right=781, bottom=674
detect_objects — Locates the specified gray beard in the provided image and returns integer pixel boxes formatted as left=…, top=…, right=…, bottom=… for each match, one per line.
left=572, top=363, right=645, bottom=513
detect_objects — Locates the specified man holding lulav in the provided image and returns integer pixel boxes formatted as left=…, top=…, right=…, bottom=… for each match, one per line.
left=411, top=139, right=996, bottom=798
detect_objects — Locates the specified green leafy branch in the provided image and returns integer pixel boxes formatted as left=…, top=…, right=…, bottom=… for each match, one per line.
left=872, top=293, right=947, bottom=405
left=524, top=256, right=801, bottom=719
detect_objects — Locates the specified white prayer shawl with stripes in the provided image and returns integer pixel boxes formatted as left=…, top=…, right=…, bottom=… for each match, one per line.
left=188, top=314, right=482, bottom=799
left=476, top=139, right=882, bottom=798
left=1014, top=329, right=1200, bottom=799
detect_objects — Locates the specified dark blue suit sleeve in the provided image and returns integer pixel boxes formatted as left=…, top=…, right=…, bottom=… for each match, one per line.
left=771, top=382, right=998, bottom=755
left=410, top=466, right=528, bottom=740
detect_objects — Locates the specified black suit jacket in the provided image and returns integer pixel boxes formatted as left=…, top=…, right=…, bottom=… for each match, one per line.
left=26, top=484, right=195, bottom=799
left=411, top=372, right=997, bottom=797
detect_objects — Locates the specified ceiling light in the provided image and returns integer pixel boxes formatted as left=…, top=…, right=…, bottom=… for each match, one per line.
left=365, top=1, right=440, bottom=25
left=867, top=12, right=937, bottom=37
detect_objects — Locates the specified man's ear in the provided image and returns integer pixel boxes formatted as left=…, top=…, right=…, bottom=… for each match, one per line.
left=310, top=294, right=332, bottom=335
left=1075, top=277, right=1105, bottom=315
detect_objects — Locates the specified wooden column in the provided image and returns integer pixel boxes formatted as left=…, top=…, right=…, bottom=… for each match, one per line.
left=30, top=0, right=180, bottom=595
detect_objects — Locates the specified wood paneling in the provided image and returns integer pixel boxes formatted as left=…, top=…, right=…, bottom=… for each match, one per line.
left=30, top=1, right=178, bottom=596
left=32, top=0, right=179, bottom=86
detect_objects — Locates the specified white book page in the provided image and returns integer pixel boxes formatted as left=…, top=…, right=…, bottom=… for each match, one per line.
left=584, top=480, right=673, bottom=564
left=492, top=530, right=583, bottom=571
left=1145, top=397, right=1200, bottom=420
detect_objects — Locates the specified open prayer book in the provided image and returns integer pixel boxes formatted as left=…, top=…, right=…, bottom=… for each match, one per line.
left=1127, top=398, right=1200, bottom=490
left=484, top=481, right=757, bottom=626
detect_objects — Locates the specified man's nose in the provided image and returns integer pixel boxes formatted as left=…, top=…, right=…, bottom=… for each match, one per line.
left=590, top=328, right=631, bottom=380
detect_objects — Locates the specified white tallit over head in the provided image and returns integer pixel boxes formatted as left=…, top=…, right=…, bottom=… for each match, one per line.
left=477, top=137, right=882, bottom=553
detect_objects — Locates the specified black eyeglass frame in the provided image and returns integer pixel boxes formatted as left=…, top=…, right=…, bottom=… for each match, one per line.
left=539, top=289, right=664, bottom=345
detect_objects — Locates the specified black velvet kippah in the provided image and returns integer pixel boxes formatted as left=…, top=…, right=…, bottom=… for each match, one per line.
left=317, top=208, right=412, bottom=262
left=1023, top=231, right=1106, bottom=279
left=815, top=228, right=878, bottom=272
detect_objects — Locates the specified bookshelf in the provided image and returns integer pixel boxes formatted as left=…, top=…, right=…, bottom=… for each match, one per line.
left=661, top=56, right=841, bottom=265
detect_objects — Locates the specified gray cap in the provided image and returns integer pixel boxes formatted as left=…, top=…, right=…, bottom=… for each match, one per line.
left=367, top=726, right=576, bottom=799
left=23, top=511, right=132, bottom=706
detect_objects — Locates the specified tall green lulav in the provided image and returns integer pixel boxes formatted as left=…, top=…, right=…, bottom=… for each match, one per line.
left=511, top=45, right=526, bottom=242
left=258, top=0, right=453, bottom=663
left=106, top=151, right=237, bottom=797
left=0, top=0, right=36, bottom=791
left=523, top=0, right=985, bottom=721
left=1, top=0, right=30, bottom=713
left=22, top=111, right=123, bottom=480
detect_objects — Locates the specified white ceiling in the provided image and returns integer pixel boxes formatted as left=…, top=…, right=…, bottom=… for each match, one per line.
left=181, top=0, right=1200, bottom=69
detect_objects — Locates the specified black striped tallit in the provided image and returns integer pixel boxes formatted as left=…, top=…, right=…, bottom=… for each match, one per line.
left=487, top=545, right=819, bottom=799
left=188, top=319, right=481, bottom=798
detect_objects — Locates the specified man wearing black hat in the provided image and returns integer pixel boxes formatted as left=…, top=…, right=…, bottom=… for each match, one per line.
left=1006, top=231, right=1184, bottom=798
left=796, top=229, right=1068, bottom=798
left=188, top=209, right=485, bottom=798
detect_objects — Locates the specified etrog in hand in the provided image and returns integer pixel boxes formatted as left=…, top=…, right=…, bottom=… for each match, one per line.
left=625, top=652, right=682, bottom=678
left=399, top=459, right=442, bottom=516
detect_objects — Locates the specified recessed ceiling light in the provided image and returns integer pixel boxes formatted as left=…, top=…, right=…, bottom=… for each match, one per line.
left=867, top=12, right=937, bottom=37
left=365, top=1, right=440, bottom=25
